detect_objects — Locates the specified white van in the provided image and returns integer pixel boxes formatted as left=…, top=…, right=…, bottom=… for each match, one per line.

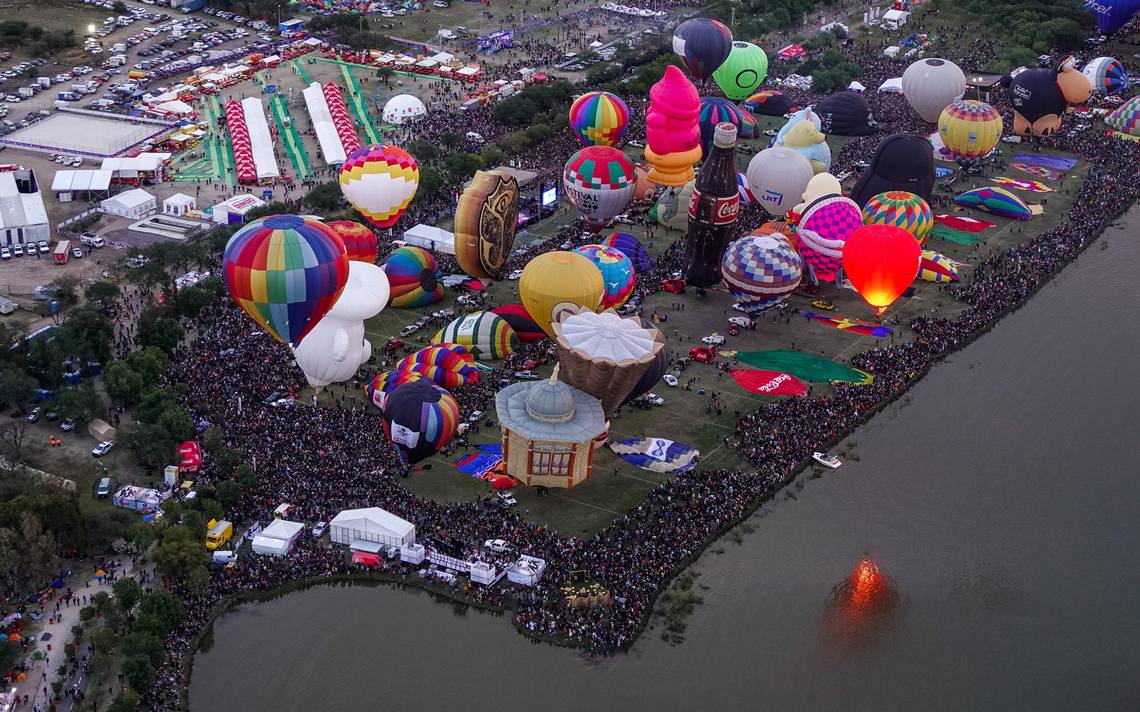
left=80, top=233, right=106, bottom=248
left=96, top=477, right=112, bottom=498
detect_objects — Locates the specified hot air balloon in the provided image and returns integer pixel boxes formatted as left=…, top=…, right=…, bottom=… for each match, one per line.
left=366, top=370, right=425, bottom=411
left=223, top=214, right=349, bottom=347
left=431, top=311, right=519, bottom=360
left=623, top=318, right=670, bottom=403
left=1106, top=95, right=1140, bottom=138
left=772, top=109, right=831, bottom=173
left=599, top=232, right=654, bottom=272
left=797, top=194, right=863, bottom=283
left=573, top=244, right=636, bottom=309
left=610, top=437, right=700, bottom=473
left=651, top=180, right=696, bottom=230
left=325, top=220, right=379, bottom=264
left=1086, top=0, right=1140, bottom=34
left=633, top=163, right=658, bottom=202
left=742, top=90, right=793, bottom=116
left=491, top=303, right=546, bottom=343
left=861, top=191, right=933, bottom=244
left=518, top=251, right=604, bottom=337
left=815, top=92, right=877, bottom=135
left=937, top=100, right=1002, bottom=166
left=381, top=379, right=460, bottom=465
left=381, top=246, right=444, bottom=307
left=563, top=146, right=637, bottom=230
left=552, top=310, right=665, bottom=418
left=901, top=58, right=966, bottom=122
left=1082, top=56, right=1130, bottom=95
left=338, top=144, right=419, bottom=228
left=672, top=18, right=733, bottom=79
left=842, top=224, right=922, bottom=314
left=698, top=96, right=756, bottom=154
left=569, top=91, right=631, bottom=147
left=953, top=186, right=1038, bottom=219
left=395, top=344, right=479, bottom=390
left=454, top=169, right=519, bottom=279
left=917, top=250, right=959, bottom=283
left=644, top=65, right=702, bottom=187
left=712, top=42, right=768, bottom=101
left=1004, top=58, right=1091, bottom=137
left=746, top=147, right=815, bottom=216
left=722, top=232, right=803, bottom=310
left=850, top=134, right=936, bottom=207
left=292, top=261, right=390, bottom=387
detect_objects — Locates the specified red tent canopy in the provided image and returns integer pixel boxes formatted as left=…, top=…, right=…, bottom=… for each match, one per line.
left=178, top=441, right=202, bottom=472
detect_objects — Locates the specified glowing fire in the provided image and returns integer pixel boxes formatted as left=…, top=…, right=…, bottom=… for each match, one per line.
left=848, top=556, right=886, bottom=610
left=823, top=554, right=899, bottom=646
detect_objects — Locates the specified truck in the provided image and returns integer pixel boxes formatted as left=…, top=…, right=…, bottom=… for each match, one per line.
left=17, top=87, right=34, bottom=98
left=36, top=77, right=52, bottom=89
left=56, top=91, right=81, bottom=102
left=53, top=240, right=71, bottom=264
left=108, top=54, right=126, bottom=67
left=71, top=82, right=95, bottom=94
left=205, top=519, right=233, bottom=550
left=80, top=233, right=106, bottom=248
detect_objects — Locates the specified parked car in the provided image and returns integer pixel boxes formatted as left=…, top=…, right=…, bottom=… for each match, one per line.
left=26, top=407, right=40, bottom=422
left=484, top=538, right=513, bottom=553
left=496, top=491, right=517, bottom=507
left=702, top=333, right=725, bottom=346
left=45, top=409, right=58, bottom=421
left=663, top=374, right=679, bottom=387
left=60, top=418, right=76, bottom=432
left=91, top=440, right=114, bottom=457
left=311, top=521, right=328, bottom=538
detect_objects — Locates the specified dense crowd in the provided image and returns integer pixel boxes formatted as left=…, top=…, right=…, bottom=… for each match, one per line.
left=135, top=13, right=1140, bottom=710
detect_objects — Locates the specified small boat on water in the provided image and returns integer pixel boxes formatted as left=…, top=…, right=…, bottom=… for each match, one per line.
left=813, top=452, right=843, bottom=468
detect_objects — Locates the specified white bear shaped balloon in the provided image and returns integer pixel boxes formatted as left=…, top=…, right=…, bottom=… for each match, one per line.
left=293, top=262, right=390, bottom=388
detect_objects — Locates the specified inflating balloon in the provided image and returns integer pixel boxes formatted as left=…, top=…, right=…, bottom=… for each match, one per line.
left=381, top=379, right=460, bottom=465
left=599, top=232, right=654, bottom=272
left=366, top=370, right=425, bottom=411
left=1082, top=56, right=1130, bottom=95
left=381, top=246, right=444, bottom=307
left=573, top=244, right=636, bottom=310
left=917, top=250, right=959, bottom=283
left=292, top=261, right=389, bottom=387
left=815, top=92, right=877, bottom=136
left=1106, top=95, right=1140, bottom=139
left=432, top=311, right=519, bottom=360
left=491, top=304, right=546, bottom=343
left=743, top=90, right=793, bottom=116
left=901, top=58, right=966, bottom=123
left=1085, top=0, right=1140, bottom=35
left=937, top=100, right=1002, bottom=166
left=644, top=65, right=702, bottom=187
left=569, top=91, right=631, bottom=147
left=1004, top=58, right=1091, bottom=137
left=672, top=18, right=733, bottom=80
left=712, top=42, right=768, bottom=101
left=454, top=169, right=519, bottom=279
left=338, top=144, right=419, bottom=228
left=842, top=224, right=922, bottom=314
left=325, top=220, right=379, bottom=264
left=722, top=232, right=803, bottom=310
left=518, top=251, right=604, bottom=337
left=223, top=214, right=349, bottom=347
left=797, top=193, right=863, bottom=283
left=850, top=134, right=936, bottom=207
left=395, top=344, right=479, bottom=390
left=861, top=191, right=933, bottom=244
left=699, top=96, right=757, bottom=154
left=745, top=147, right=814, bottom=217
left=650, top=180, right=696, bottom=230
left=563, top=146, right=637, bottom=230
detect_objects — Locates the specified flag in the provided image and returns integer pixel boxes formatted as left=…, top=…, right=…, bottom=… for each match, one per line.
left=934, top=214, right=994, bottom=232
left=990, top=176, right=1055, bottom=193
left=801, top=311, right=893, bottom=337
left=730, top=369, right=808, bottom=396
left=1009, top=161, right=1062, bottom=181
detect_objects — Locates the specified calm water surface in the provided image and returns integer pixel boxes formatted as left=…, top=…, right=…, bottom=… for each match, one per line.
left=192, top=221, right=1140, bottom=712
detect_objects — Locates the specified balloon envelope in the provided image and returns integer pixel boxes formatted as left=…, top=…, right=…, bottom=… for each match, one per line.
left=223, top=214, right=349, bottom=347
left=1106, top=95, right=1140, bottom=137
left=850, top=134, right=936, bottom=207
left=1082, top=56, right=1130, bottom=95
left=722, top=232, right=803, bottom=310
left=569, top=91, right=631, bottom=147
left=381, top=246, right=444, bottom=307
left=573, top=244, right=636, bottom=309
left=937, top=100, right=1002, bottom=163
left=599, top=232, right=654, bottom=272
left=381, top=379, right=460, bottom=465
left=432, top=311, right=519, bottom=360
left=325, top=220, right=378, bottom=263
left=454, top=169, right=519, bottom=279
left=797, top=195, right=863, bottom=282
left=901, top=58, right=966, bottom=122
left=563, top=146, right=637, bottom=229
left=672, top=18, right=733, bottom=79
left=491, top=303, right=546, bottom=343
left=861, top=191, right=933, bottom=244
left=338, top=144, right=419, bottom=228
left=742, top=90, right=793, bottom=116
left=815, top=92, right=877, bottom=136
left=1086, top=0, right=1140, bottom=34
left=519, top=251, right=604, bottom=337
left=712, top=42, right=768, bottom=100
left=699, top=96, right=757, bottom=154
left=842, top=225, right=922, bottom=312
left=746, top=147, right=815, bottom=216
left=366, top=370, right=426, bottom=411
left=395, top=344, right=479, bottom=389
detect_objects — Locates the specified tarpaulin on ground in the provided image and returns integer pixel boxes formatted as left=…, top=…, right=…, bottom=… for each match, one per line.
left=801, top=311, right=893, bottom=337
left=931, top=226, right=985, bottom=245
left=1009, top=161, right=1062, bottom=181
left=934, top=214, right=994, bottom=232
left=609, top=437, right=699, bottom=473
left=730, top=369, right=808, bottom=396
left=735, top=350, right=873, bottom=384
left=456, top=453, right=502, bottom=478
left=1011, top=154, right=1077, bottom=171
left=990, top=176, right=1055, bottom=193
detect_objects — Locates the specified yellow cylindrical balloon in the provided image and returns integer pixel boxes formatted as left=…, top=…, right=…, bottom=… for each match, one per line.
left=519, top=251, right=604, bottom=337
left=937, top=100, right=1003, bottom=162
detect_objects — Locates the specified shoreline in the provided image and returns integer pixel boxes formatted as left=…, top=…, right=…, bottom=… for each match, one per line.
left=179, top=207, right=1126, bottom=710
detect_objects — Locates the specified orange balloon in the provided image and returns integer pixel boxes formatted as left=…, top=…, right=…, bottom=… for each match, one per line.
left=842, top=225, right=921, bottom=313
left=16, top=672, right=26, bottom=681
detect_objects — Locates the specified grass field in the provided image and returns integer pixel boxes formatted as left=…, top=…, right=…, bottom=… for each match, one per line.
left=1, top=0, right=114, bottom=62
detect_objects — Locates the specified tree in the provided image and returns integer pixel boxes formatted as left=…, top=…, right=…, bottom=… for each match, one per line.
left=108, top=691, right=140, bottom=712
left=301, top=181, right=347, bottom=214
left=91, top=626, right=118, bottom=656
left=129, top=522, right=156, bottom=552
left=493, top=96, right=538, bottom=126
left=112, top=0, right=127, bottom=12
left=235, top=462, right=255, bottom=488
left=157, top=406, right=194, bottom=442
left=416, top=166, right=444, bottom=202
left=0, top=421, right=29, bottom=465
left=137, top=590, right=183, bottom=633
left=525, top=123, right=552, bottom=142
left=0, top=528, right=17, bottom=596
left=152, top=528, right=208, bottom=586
left=126, top=347, right=167, bottom=387
left=84, top=281, right=120, bottom=308
left=443, top=153, right=483, bottom=182
left=50, top=275, right=82, bottom=306
left=118, top=422, right=179, bottom=471
left=176, top=285, right=213, bottom=319
left=199, top=498, right=224, bottom=523
left=121, top=631, right=163, bottom=666
left=23, top=337, right=64, bottom=389
left=376, top=66, right=394, bottom=85
left=479, top=145, right=504, bottom=167
left=56, top=306, right=114, bottom=363
left=214, top=480, right=241, bottom=509
left=440, top=132, right=461, bottom=151
left=112, top=578, right=142, bottom=614
left=104, top=361, right=146, bottom=406
left=121, top=654, right=155, bottom=692
left=138, top=317, right=184, bottom=354
left=17, top=512, right=57, bottom=587
left=55, top=384, right=104, bottom=425
left=0, top=366, right=37, bottom=411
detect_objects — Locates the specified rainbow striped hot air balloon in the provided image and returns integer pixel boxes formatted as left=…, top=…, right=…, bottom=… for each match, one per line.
left=365, top=370, right=425, bottom=411
left=861, top=191, right=933, bottom=244
left=223, top=214, right=349, bottom=347
left=338, top=144, right=419, bottom=229
left=381, top=379, right=460, bottom=465
left=325, top=220, right=378, bottom=263
left=432, top=311, right=519, bottom=360
left=937, top=100, right=1002, bottom=166
left=574, top=244, right=636, bottom=309
left=569, top=91, right=631, bottom=147
left=381, top=246, right=444, bottom=308
left=395, top=344, right=479, bottom=390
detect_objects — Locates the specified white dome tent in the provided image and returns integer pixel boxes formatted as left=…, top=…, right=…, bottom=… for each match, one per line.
left=382, top=94, right=427, bottom=125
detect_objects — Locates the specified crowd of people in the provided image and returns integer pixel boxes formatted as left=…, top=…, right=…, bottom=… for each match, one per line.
left=129, top=9, right=1140, bottom=710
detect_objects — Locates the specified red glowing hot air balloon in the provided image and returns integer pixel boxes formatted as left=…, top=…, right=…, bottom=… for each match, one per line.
left=842, top=225, right=921, bottom=314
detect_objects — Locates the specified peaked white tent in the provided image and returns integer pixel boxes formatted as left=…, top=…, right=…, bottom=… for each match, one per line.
left=330, top=507, right=415, bottom=548
left=252, top=519, right=305, bottom=556
left=241, top=97, right=280, bottom=181
left=302, top=81, right=347, bottom=165
left=382, top=94, right=426, bottom=125
left=878, top=77, right=904, bottom=93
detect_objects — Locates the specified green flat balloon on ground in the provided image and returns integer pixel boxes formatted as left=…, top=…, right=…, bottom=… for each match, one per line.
left=713, top=42, right=769, bottom=101
left=735, top=349, right=873, bottom=383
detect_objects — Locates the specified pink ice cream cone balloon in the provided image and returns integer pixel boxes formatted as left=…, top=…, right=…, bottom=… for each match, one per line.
left=644, top=65, right=703, bottom=187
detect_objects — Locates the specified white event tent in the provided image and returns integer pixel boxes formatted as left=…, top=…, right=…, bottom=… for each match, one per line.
left=251, top=519, right=305, bottom=556
left=330, top=507, right=415, bottom=549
